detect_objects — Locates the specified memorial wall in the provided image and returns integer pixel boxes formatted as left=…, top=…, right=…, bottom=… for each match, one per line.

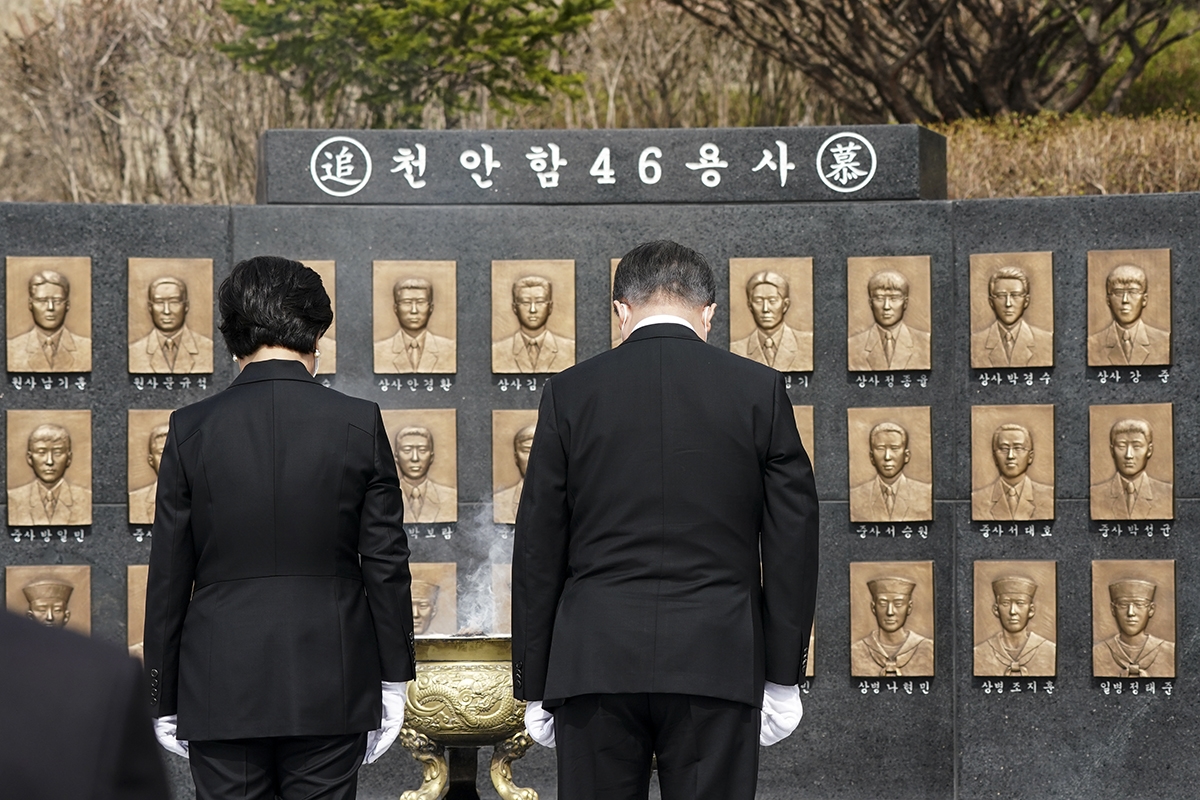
left=0, top=125, right=1195, bottom=799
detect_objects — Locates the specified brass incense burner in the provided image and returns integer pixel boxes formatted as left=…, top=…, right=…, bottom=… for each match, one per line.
left=400, top=635, right=536, bottom=800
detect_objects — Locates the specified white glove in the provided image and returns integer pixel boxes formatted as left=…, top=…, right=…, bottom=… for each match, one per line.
left=153, top=715, right=189, bottom=758
left=759, top=681, right=802, bottom=746
left=524, top=700, right=556, bottom=748
left=363, top=681, right=408, bottom=765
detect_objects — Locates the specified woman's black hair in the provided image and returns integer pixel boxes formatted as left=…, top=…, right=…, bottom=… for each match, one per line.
left=218, top=256, right=333, bottom=358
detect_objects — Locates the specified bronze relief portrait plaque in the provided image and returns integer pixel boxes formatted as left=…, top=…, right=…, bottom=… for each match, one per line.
left=127, top=258, right=214, bottom=375
left=610, top=258, right=622, bottom=348
left=969, top=252, right=1054, bottom=369
left=373, top=260, right=457, bottom=374
left=729, top=257, right=814, bottom=372
left=973, top=560, right=1057, bottom=677
left=128, top=564, right=149, bottom=659
left=128, top=409, right=173, bottom=525
left=6, top=256, right=92, bottom=373
left=6, top=564, right=91, bottom=634
left=493, top=563, right=512, bottom=635
left=846, top=256, right=932, bottom=372
left=970, top=404, right=1055, bottom=521
left=1092, top=560, right=1175, bottom=678
left=847, top=406, right=933, bottom=522
left=493, top=409, right=538, bottom=524
left=380, top=409, right=458, bottom=524
left=303, top=260, right=338, bottom=374
left=1089, top=403, right=1173, bottom=520
left=492, top=259, right=576, bottom=374
left=7, top=409, right=93, bottom=526
left=793, top=405, right=815, bottom=475
left=411, top=562, right=458, bottom=635
left=849, top=561, right=935, bottom=677
left=1087, top=249, right=1171, bottom=367
left=806, top=623, right=816, bottom=679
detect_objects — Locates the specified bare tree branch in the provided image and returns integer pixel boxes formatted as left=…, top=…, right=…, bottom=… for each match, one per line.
left=663, top=0, right=1200, bottom=121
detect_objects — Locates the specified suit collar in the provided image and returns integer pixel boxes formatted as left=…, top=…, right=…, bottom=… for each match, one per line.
left=863, top=322, right=911, bottom=354
left=392, top=329, right=425, bottom=354
left=146, top=326, right=200, bottom=355
left=984, top=320, right=1030, bottom=348
left=24, top=327, right=76, bottom=352
left=746, top=325, right=797, bottom=357
left=989, top=476, right=1035, bottom=517
left=231, top=358, right=318, bottom=387
left=624, top=322, right=703, bottom=345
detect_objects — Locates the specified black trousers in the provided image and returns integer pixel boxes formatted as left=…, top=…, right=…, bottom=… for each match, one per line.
left=189, top=733, right=368, bottom=800
left=554, top=693, right=759, bottom=800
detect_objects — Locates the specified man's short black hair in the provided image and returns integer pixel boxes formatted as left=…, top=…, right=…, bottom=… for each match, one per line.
left=612, top=240, right=716, bottom=308
left=218, top=256, right=333, bottom=358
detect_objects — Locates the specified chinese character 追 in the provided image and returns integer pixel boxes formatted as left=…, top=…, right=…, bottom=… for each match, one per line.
left=460, top=144, right=501, bottom=188
left=320, top=147, right=359, bottom=186
left=390, top=144, right=427, bottom=188
left=311, top=136, right=373, bottom=197
left=685, top=143, right=729, bottom=188
left=526, top=143, right=567, bottom=188
left=752, top=140, right=795, bottom=187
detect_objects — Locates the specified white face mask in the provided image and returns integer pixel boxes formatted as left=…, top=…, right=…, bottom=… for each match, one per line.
left=311, top=350, right=321, bottom=377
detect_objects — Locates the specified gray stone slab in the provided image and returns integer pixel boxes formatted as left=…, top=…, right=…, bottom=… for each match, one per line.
left=3, top=189, right=1200, bottom=799
left=233, top=198, right=956, bottom=514
left=954, top=498, right=1193, bottom=800
left=755, top=500, right=956, bottom=800
left=952, top=194, right=1198, bottom=504
left=0, top=203, right=234, bottom=500
left=256, top=126, right=947, bottom=206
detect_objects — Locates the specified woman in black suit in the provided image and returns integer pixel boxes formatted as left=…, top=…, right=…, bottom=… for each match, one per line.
left=143, top=256, right=414, bottom=800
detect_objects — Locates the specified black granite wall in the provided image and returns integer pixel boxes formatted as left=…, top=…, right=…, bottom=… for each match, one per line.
left=1, top=190, right=1196, bottom=799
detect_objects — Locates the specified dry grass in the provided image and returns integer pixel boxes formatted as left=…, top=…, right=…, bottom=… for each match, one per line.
left=935, top=113, right=1200, bottom=198
left=2, top=0, right=1199, bottom=204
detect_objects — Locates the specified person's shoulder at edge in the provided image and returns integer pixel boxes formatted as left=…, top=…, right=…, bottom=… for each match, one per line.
left=1, top=606, right=133, bottom=676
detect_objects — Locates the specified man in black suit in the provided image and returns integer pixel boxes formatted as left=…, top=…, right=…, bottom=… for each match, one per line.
left=0, top=610, right=170, bottom=799
left=513, top=240, right=819, bottom=800
left=144, top=256, right=415, bottom=799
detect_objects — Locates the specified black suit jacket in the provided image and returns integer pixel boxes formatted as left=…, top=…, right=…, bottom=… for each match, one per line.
left=512, top=323, right=819, bottom=706
left=0, top=610, right=169, bottom=800
left=144, top=359, right=415, bottom=741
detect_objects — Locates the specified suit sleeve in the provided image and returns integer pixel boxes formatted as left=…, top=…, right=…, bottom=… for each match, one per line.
left=107, top=656, right=171, bottom=799
left=143, top=415, right=196, bottom=718
left=511, top=379, right=571, bottom=700
left=761, top=374, right=819, bottom=684
left=359, top=404, right=416, bottom=682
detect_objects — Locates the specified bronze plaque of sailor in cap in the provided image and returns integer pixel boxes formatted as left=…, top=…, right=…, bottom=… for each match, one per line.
left=5, top=565, right=91, bottom=634
left=850, top=563, right=935, bottom=677
left=1092, top=561, right=1176, bottom=678
left=973, top=563, right=1057, bottom=677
